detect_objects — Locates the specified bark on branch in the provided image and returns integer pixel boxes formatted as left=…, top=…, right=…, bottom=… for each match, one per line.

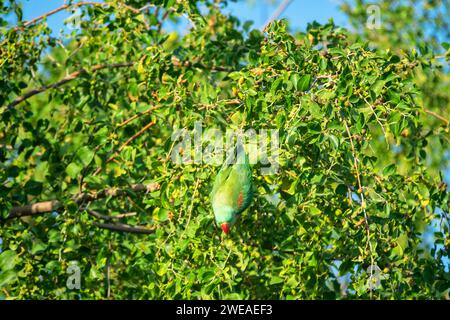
left=94, top=222, right=155, bottom=234
left=88, top=210, right=154, bottom=234
left=6, top=183, right=160, bottom=220
left=7, top=200, right=62, bottom=219
left=85, top=209, right=137, bottom=221
left=7, top=62, right=134, bottom=109
left=6, top=59, right=229, bottom=110
left=91, top=120, right=156, bottom=177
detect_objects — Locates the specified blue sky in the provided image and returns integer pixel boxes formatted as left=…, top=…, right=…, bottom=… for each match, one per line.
left=17, top=0, right=348, bottom=34
left=224, top=0, right=349, bottom=31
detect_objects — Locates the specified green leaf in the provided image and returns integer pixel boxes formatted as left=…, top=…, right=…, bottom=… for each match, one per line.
left=309, top=206, right=321, bottom=215
left=48, top=229, right=61, bottom=243
left=31, top=240, right=48, bottom=255
left=228, top=71, right=241, bottom=80
left=0, top=250, right=18, bottom=271
left=270, top=78, right=282, bottom=95
left=392, top=233, right=409, bottom=257
left=291, top=73, right=300, bottom=90
left=33, top=161, right=49, bottom=182
left=297, top=74, right=312, bottom=91
left=308, top=101, right=323, bottom=118
left=269, top=276, right=284, bottom=285
left=66, top=162, right=83, bottom=179
left=383, top=164, right=397, bottom=176
left=0, top=270, right=17, bottom=288
left=339, top=260, right=353, bottom=276
left=94, top=127, right=109, bottom=144
left=25, top=180, right=43, bottom=196
left=335, top=184, right=347, bottom=196
left=76, top=146, right=95, bottom=167
left=247, top=88, right=258, bottom=96
left=158, top=208, right=169, bottom=222
left=370, top=80, right=385, bottom=101
left=327, top=134, right=339, bottom=149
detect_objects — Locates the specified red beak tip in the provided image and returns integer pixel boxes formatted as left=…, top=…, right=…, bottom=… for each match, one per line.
left=221, top=223, right=230, bottom=234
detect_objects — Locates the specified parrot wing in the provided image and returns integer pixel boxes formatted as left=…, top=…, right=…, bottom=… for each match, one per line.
left=210, top=142, right=253, bottom=213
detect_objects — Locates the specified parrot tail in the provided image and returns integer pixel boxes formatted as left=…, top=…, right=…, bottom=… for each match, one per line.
left=224, top=139, right=248, bottom=166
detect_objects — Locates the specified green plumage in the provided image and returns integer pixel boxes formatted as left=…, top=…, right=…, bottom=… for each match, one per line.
left=210, top=143, right=253, bottom=230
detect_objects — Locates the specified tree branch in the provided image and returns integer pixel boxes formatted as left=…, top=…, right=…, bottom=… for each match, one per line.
left=92, top=120, right=157, bottom=177
left=14, top=2, right=109, bottom=31
left=14, top=1, right=156, bottom=31
left=190, top=61, right=231, bottom=72
left=94, top=222, right=155, bottom=234
left=116, top=120, right=157, bottom=155
left=6, top=57, right=230, bottom=110
left=85, top=209, right=137, bottom=221
left=157, top=9, right=170, bottom=33
left=260, top=0, right=294, bottom=32
left=6, top=183, right=160, bottom=219
left=424, top=109, right=449, bottom=126
left=342, top=115, right=376, bottom=295
left=7, top=62, right=134, bottom=109
left=73, top=182, right=160, bottom=203
left=116, top=106, right=161, bottom=128
left=8, top=200, right=62, bottom=218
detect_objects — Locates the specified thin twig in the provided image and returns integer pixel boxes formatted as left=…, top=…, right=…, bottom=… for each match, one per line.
left=2, top=288, right=10, bottom=298
left=157, top=10, right=170, bottom=33
left=14, top=1, right=153, bottom=31
left=7, top=62, right=133, bottom=109
left=15, top=2, right=108, bottom=30
left=85, top=209, right=137, bottom=221
left=94, top=221, right=155, bottom=234
left=117, top=120, right=156, bottom=154
left=424, top=109, right=449, bottom=125
left=93, top=120, right=156, bottom=177
left=138, top=4, right=153, bottom=12
left=7, top=56, right=229, bottom=110
left=190, top=61, right=231, bottom=72
left=125, top=194, right=146, bottom=212
left=116, top=106, right=160, bottom=128
left=342, top=116, right=375, bottom=295
left=260, top=0, right=294, bottom=32
left=106, top=247, right=111, bottom=299
left=121, top=3, right=150, bottom=28
left=182, top=13, right=197, bottom=30
left=73, top=182, right=160, bottom=203
left=6, top=183, right=160, bottom=219
left=179, top=178, right=200, bottom=239
left=363, top=97, right=389, bottom=147
left=197, top=98, right=241, bottom=110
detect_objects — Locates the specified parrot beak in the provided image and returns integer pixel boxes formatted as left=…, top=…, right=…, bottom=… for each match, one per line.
left=221, top=223, right=231, bottom=234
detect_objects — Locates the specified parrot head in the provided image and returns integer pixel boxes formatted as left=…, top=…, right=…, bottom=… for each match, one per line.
left=213, top=205, right=236, bottom=235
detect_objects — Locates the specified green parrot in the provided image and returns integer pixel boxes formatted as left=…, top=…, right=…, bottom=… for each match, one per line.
left=210, top=142, right=253, bottom=234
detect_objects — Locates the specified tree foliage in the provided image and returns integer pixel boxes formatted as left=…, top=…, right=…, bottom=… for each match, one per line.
left=0, top=0, right=448, bottom=299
